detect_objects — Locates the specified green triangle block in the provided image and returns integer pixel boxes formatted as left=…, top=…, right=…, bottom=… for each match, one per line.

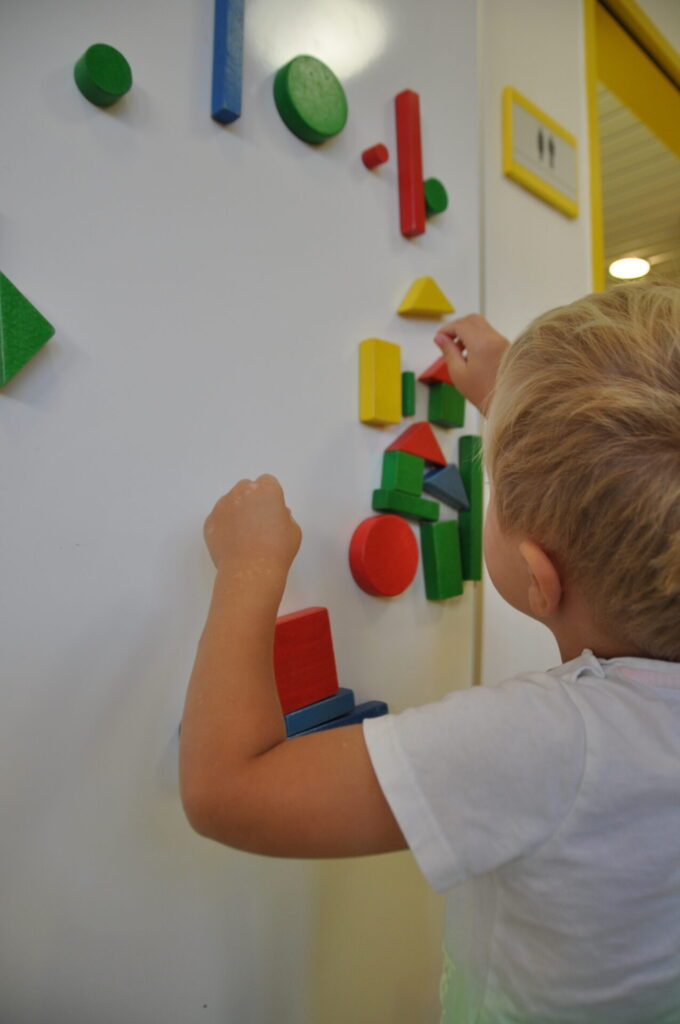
left=0, top=273, right=55, bottom=387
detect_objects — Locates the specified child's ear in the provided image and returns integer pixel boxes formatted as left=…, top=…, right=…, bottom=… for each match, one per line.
left=518, top=541, right=562, bottom=619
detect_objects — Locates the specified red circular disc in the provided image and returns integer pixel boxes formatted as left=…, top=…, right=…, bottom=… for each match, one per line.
left=349, top=514, right=419, bottom=597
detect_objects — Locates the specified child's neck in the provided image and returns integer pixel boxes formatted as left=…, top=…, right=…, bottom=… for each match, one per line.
left=550, top=595, right=644, bottom=663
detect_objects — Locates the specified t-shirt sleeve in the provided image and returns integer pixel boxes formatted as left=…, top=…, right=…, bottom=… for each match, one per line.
left=363, top=675, right=586, bottom=892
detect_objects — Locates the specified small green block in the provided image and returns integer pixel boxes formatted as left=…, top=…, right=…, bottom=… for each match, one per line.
left=402, top=371, right=416, bottom=416
left=428, top=381, right=465, bottom=428
left=424, top=177, right=449, bottom=216
left=420, top=521, right=464, bottom=600
left=273, top=55, right=348, bottom=144
left=458, top=435, right=483, bottom=580
left=372, top=489, right=439, bottom=522
left=0, top=273, right=54, bottom=387
left=74, top=43, right=133, bottom=107
left=380, top=450, right=424, bottom=497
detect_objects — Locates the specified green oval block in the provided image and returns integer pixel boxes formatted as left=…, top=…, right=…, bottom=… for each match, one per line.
left=74, top=43, right=133, bottom=107
left=424, top=177, right=449, bottom=216
left=273, top=55, right=348, bottom=144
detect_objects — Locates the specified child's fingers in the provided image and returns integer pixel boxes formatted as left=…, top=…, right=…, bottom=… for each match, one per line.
left=435, top=334, right=468, bottom=380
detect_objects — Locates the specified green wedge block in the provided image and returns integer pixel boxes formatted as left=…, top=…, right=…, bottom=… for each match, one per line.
left=458, top=435, right=483, bottom=580
left=428, top=381, right=465, bottom=428
left=372, top=489, right=439, bottom=522
left=0, top=273, right=55, bottom=387
left=420, top=520, right=464, bottom=600
left=380, top=450, right=424, bottom=496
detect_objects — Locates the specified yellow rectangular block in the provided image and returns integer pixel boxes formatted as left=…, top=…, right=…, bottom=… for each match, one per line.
left=359, top=338, right=402, bottom=426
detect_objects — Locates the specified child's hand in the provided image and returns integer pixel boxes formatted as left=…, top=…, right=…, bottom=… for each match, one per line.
left=434, top=314, right=510, bottom=415
left=204, top=475, right=302, bottom=576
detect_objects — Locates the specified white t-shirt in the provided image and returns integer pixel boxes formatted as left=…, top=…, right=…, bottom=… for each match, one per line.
left=363, top=651, right=680, bottom=1023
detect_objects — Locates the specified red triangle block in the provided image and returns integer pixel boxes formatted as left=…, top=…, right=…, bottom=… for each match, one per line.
left=419, top=355, right=453, bottom=385
left=386, top=422, right=447, bottom=466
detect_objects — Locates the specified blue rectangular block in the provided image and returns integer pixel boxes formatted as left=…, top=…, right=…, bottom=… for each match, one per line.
left=284, top=688, right=355, bottom=737
left=295, top=700, right=389, bottom=736
left=211, top=0, right=244, bottom=124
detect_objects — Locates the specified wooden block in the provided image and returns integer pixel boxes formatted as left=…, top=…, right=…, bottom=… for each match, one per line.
left=284, top=688, right=355, bottom=737
left=380, top=450, right=424, bottom=496
left=424, top=177, right=449, bottom=215
left=211, top=0, right=245, bottom=124
left=359, top=338, right=402, bottom=426
left=420, top=521, right=464, bottom=600
left=273, top=607, right=339, bottom=714
left=362, top=143, right=389, bottom=169
left=419, top=355, right=453, bottom=385
left=401, top=371, right=416, bottom=416
left=458, top=435, right=483, bottom=580
left=73, top=43, right=132, bottom=107
left=273, top=56, right=348, bottom=144
left=423, top=464, right=470, bottom=511
left=0, top=273, right=55, bottom=387
left=295, top=700, right=389, bottom=735
left=386, top=422, right=447, bottom=466
left=395, top=90, right=426, bottom=238
left=349, top=514, right=419, bottom=597
left=398, top=277, right=455, bottom=318
left=428, top=381, right=465, bottom=429
left=372, top=489, right=439, bottom=522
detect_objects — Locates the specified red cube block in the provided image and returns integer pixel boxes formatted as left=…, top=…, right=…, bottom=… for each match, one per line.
left=273, top=607, right=340, bottom=714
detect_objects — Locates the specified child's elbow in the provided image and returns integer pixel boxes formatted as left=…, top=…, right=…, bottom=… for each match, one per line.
left=179, top=777, right=216, bottom=839
left=179, top=769, right=251, bottom=849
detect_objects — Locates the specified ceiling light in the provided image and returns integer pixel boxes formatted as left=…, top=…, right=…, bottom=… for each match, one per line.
left=608, top=257, right=651, bottom=280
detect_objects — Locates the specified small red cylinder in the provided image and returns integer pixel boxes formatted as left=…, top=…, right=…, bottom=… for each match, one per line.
left=361, top=143, right=389, bottom=169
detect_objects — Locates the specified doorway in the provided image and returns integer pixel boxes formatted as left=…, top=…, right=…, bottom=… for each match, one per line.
left=584, top=0, right=680, bottom=289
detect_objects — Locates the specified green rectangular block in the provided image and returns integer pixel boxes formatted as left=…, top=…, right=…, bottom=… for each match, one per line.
left=420, top=521, right=464, bottom=600
left=380, top=450, right=424, bottom=496
left=402, top=371, right=416, bottom=416
left=428, top=381, right=466, bottom=429
left=372, top=488, right=439, bottom=522
left=458, top=435, right=483, bottom=580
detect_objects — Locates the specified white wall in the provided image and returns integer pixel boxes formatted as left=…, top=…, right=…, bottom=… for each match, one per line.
left=0, top=1, right=479, bottom=1022
left=479, top=0, right=593, bottom=682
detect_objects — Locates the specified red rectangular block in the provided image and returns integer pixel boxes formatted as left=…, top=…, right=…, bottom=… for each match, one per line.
left=273, top=607, right=339, bottom=714
left=395, top=89, right=426, bottom=238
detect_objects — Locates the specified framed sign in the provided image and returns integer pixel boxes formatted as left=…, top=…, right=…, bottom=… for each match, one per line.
left=503, top=86, right=578, bottom=218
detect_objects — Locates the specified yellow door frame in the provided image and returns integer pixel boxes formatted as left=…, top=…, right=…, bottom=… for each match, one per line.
left=583, top=0, right=680, bottom=290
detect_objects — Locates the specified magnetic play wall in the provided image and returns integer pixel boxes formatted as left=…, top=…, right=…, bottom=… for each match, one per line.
left=0, top=1, right=480, bottom=1021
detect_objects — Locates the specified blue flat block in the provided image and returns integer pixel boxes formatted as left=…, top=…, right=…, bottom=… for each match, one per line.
left=295, top=700, right=389, bottom=735
left=211, top=0, right=244, bottom=124
left=423, top=463, right=470, bottom=511
left=284, top=687, right=355, bottom=737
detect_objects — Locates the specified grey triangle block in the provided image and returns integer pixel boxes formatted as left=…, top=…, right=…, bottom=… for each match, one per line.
left=423, top=463, right=470, bottom=511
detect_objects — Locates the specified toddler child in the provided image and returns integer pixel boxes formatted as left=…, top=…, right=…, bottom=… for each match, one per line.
left=180, top=281, right=680, bottom=1023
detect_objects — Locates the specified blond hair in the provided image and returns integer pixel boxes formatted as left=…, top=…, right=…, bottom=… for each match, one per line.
left=486, top=281, right=680, bottom=660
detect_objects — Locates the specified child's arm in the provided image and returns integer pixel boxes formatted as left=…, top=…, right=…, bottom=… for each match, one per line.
left=435, top=314, right=510, bottom=415
left=179, top=475, right=407, bottom=858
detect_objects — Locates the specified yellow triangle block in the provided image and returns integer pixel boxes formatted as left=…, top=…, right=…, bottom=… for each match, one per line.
left=398, top=277, right=455, bottom=318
